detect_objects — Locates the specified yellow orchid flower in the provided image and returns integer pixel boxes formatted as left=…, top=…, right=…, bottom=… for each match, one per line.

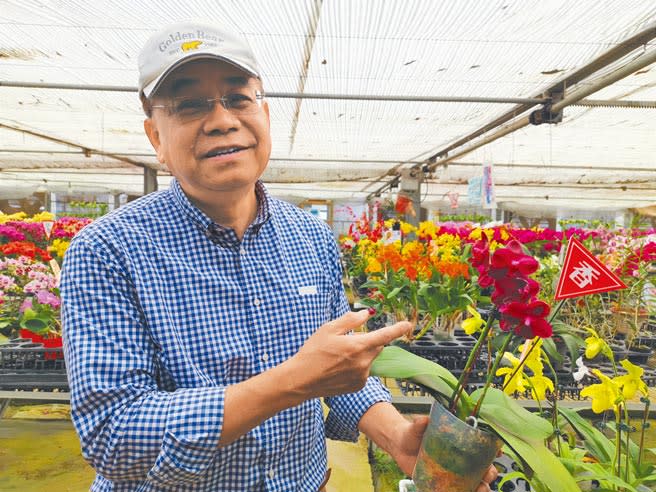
left=614, top=359, right=649, bottom=399
left=48, top=239, right=71, bottom=258
left=461, top=305, right=484, bottom=335
left=416, top=221, right=437, bottom=239
left=468, top=228, right=483, bottom=240
left=28, top=211, right=55, bottom=222
left=400, top=221, right=415, bottom=235
left=496, top=353, right=527, bottom=395
left=583, top=327, right=612, bottom=361
left=365, top=257, right=383, bottom=274
left=513, top=339, right=554, bottom=400
left=0, top=211, right=27, bottom=224
left=526, top=373, right=554, bottom=401
left=522, top=338, right=544, bottom=375
left=580, top=369, right=621, bottom=414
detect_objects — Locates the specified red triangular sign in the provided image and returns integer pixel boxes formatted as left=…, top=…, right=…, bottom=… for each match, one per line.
left=42, top=220, right=55, bottom=240
left=554, top=237, right=627, bottom=300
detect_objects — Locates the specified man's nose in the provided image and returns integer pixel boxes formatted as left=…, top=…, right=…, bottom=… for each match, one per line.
left=202, top=99, right=240, bottom=133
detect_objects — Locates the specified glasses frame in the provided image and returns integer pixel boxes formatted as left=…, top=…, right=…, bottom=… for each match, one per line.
left=150, top=90, right=265, bottom=121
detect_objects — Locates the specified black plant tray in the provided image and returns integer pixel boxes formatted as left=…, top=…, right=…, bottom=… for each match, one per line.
left=0, top=338, right=68, bottom=391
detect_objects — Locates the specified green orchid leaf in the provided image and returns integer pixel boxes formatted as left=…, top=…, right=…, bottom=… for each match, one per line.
left=541, top=337, right=564, bottom=364
left=558, top=407, right=614, bottom=463
left=386, top=286, right=404, bottom=299
left=558, top=459, right=639, bottom=492
left=470, top=387, right=553, bottom=441
left=559, top=333, right=584, bottom=365
left=492, top=426, right=580, bottom=492
left=370, top=346, right=471, bottom=413
left=497, top=471, right=529, bottom=490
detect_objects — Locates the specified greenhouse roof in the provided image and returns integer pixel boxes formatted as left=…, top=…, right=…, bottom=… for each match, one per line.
left=1, top=1, right=655, bottom=211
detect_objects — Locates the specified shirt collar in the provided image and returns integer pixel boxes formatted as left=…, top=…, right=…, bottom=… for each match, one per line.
left=169, top=178, right=271, bottom=244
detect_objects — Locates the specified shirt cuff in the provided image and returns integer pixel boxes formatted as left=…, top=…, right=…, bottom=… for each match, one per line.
left=324, top=376, right=391, bottom=442
left=147, top=387, right=225, bottom=485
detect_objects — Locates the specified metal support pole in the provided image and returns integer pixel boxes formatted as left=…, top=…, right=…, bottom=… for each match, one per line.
left=0, top=81, right=547, bottom=105
left=144, top=168, right=158, bottom=194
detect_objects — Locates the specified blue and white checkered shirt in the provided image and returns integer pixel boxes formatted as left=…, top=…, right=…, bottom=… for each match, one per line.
left=61, top=179, right=391, bottom=491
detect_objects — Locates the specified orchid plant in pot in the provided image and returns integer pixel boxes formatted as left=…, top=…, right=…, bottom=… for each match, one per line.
left=351, top=222, right=480, bottom=341
left=370, top=238, right=582, bottom=492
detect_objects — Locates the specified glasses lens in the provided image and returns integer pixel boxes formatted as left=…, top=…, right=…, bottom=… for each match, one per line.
left=171, top=97, right=213, bottom=119
left=168, top=90, right=262, bottom=121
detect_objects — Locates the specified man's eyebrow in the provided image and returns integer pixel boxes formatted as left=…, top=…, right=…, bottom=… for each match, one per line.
left=225, top=75, right=250, bottom=86
left=169, top=78, right=200, bottom=96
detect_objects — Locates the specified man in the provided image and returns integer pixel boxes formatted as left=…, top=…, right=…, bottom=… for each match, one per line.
left=61, top=21, right=497, bottom=491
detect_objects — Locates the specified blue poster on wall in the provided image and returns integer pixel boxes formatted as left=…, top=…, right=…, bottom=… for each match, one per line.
left=467, top=176, right=482, bottom=205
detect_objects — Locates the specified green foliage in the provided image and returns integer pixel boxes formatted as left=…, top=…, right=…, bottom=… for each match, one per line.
left=558, top=407, right=656, bottom=491
left=370, top=448, right=406, bottom=491
left=435, top=213, right=492, bottom=224
left=371, top=346, right=581, bottom=491
left=66, top=200, right=109, bottom=218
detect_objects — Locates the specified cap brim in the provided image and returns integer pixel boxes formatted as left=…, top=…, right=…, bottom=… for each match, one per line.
left=141, top=53, right=260, bottom=98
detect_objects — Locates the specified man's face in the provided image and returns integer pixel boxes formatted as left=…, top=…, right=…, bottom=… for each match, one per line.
left=144, top=59, right=271, bottom=199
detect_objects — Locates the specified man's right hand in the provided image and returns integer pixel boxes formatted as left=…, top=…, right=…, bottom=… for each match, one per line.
left=288, top=310, right=412, bottom=399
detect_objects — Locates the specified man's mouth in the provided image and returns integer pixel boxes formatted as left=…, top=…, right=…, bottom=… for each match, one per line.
left=205, top=146, right=247, bottom=158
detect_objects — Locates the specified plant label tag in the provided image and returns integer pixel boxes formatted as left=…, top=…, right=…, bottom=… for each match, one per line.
left=298, top=285, right=318, bottom=295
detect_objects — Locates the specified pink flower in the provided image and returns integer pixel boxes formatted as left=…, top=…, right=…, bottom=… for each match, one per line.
left=35, top=290, right=61, bottom=309
left=19, top=298, right=32, bottom=313
left=0, top=274, right=17, bottom=290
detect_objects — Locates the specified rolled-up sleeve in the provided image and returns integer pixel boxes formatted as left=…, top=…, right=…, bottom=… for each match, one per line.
left=61, top=237, right=225, bottom=485
left=324, top=377, right=392, bottom=442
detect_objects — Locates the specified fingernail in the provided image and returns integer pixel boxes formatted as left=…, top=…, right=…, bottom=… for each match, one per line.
left=367, top=307, right=377, bottom=315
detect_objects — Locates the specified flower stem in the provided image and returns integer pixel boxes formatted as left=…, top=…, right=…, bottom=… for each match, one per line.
left=614, top=405, right=622, bottom=477
left=501, top=337, right=538, bottom=392
left=638, top=396, right=651, bottom=468
left=543, top=355, right=561, bottom=456
left=449, top=308, right=497, bottom=413
left=471, top=331, right=514, bottom=418
left=548, top=299, right=566, bottom=323
left=623, top=405, right=630, bottom=483
left=413, top=314, right=435, bottom=341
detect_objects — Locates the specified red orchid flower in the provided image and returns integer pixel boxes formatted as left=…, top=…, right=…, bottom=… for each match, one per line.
left=490, top=240, right=539, bottom=276
left=499, top=300, right=552, bottom=339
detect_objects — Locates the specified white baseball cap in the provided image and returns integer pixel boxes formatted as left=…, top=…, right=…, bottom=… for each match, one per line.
left=138, top=21, right=261, bottom=98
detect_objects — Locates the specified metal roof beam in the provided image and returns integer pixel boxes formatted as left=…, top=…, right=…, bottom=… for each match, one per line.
left=0, top=122, right=158, bottom=171
left=425, top=47, right=656, bottom=173
left=363, top=21, right=656, bottom=200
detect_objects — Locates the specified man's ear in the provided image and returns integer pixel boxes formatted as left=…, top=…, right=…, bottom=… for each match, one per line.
left=144, top=118, right=166, bottom=164
left=262, top=100, right=271, bottom=128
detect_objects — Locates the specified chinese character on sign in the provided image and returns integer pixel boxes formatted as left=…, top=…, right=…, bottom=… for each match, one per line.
left=568, top=260, right=600, bottom=288
left=554, top=237, right=627, bottom=300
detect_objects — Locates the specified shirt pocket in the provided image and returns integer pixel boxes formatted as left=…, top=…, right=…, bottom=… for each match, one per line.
left=294, top=274, right=333, bottom=334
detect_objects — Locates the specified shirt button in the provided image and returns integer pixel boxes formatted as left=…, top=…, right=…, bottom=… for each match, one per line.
left=253, top=298, right=261, bottom=306
left=261, top=353, right=269, bottom=362
left=268, top=469, right=275, bottom=479
left=240, top=248, right=246, bottom=255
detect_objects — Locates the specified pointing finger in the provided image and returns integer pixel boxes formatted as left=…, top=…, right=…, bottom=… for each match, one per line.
left=360, top=321, right=412, bottom=347
left=322, top=310, right=371, bottom=335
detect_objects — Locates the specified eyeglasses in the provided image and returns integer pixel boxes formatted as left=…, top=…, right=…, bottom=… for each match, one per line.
left=150, top=90, right=264, bottom=122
